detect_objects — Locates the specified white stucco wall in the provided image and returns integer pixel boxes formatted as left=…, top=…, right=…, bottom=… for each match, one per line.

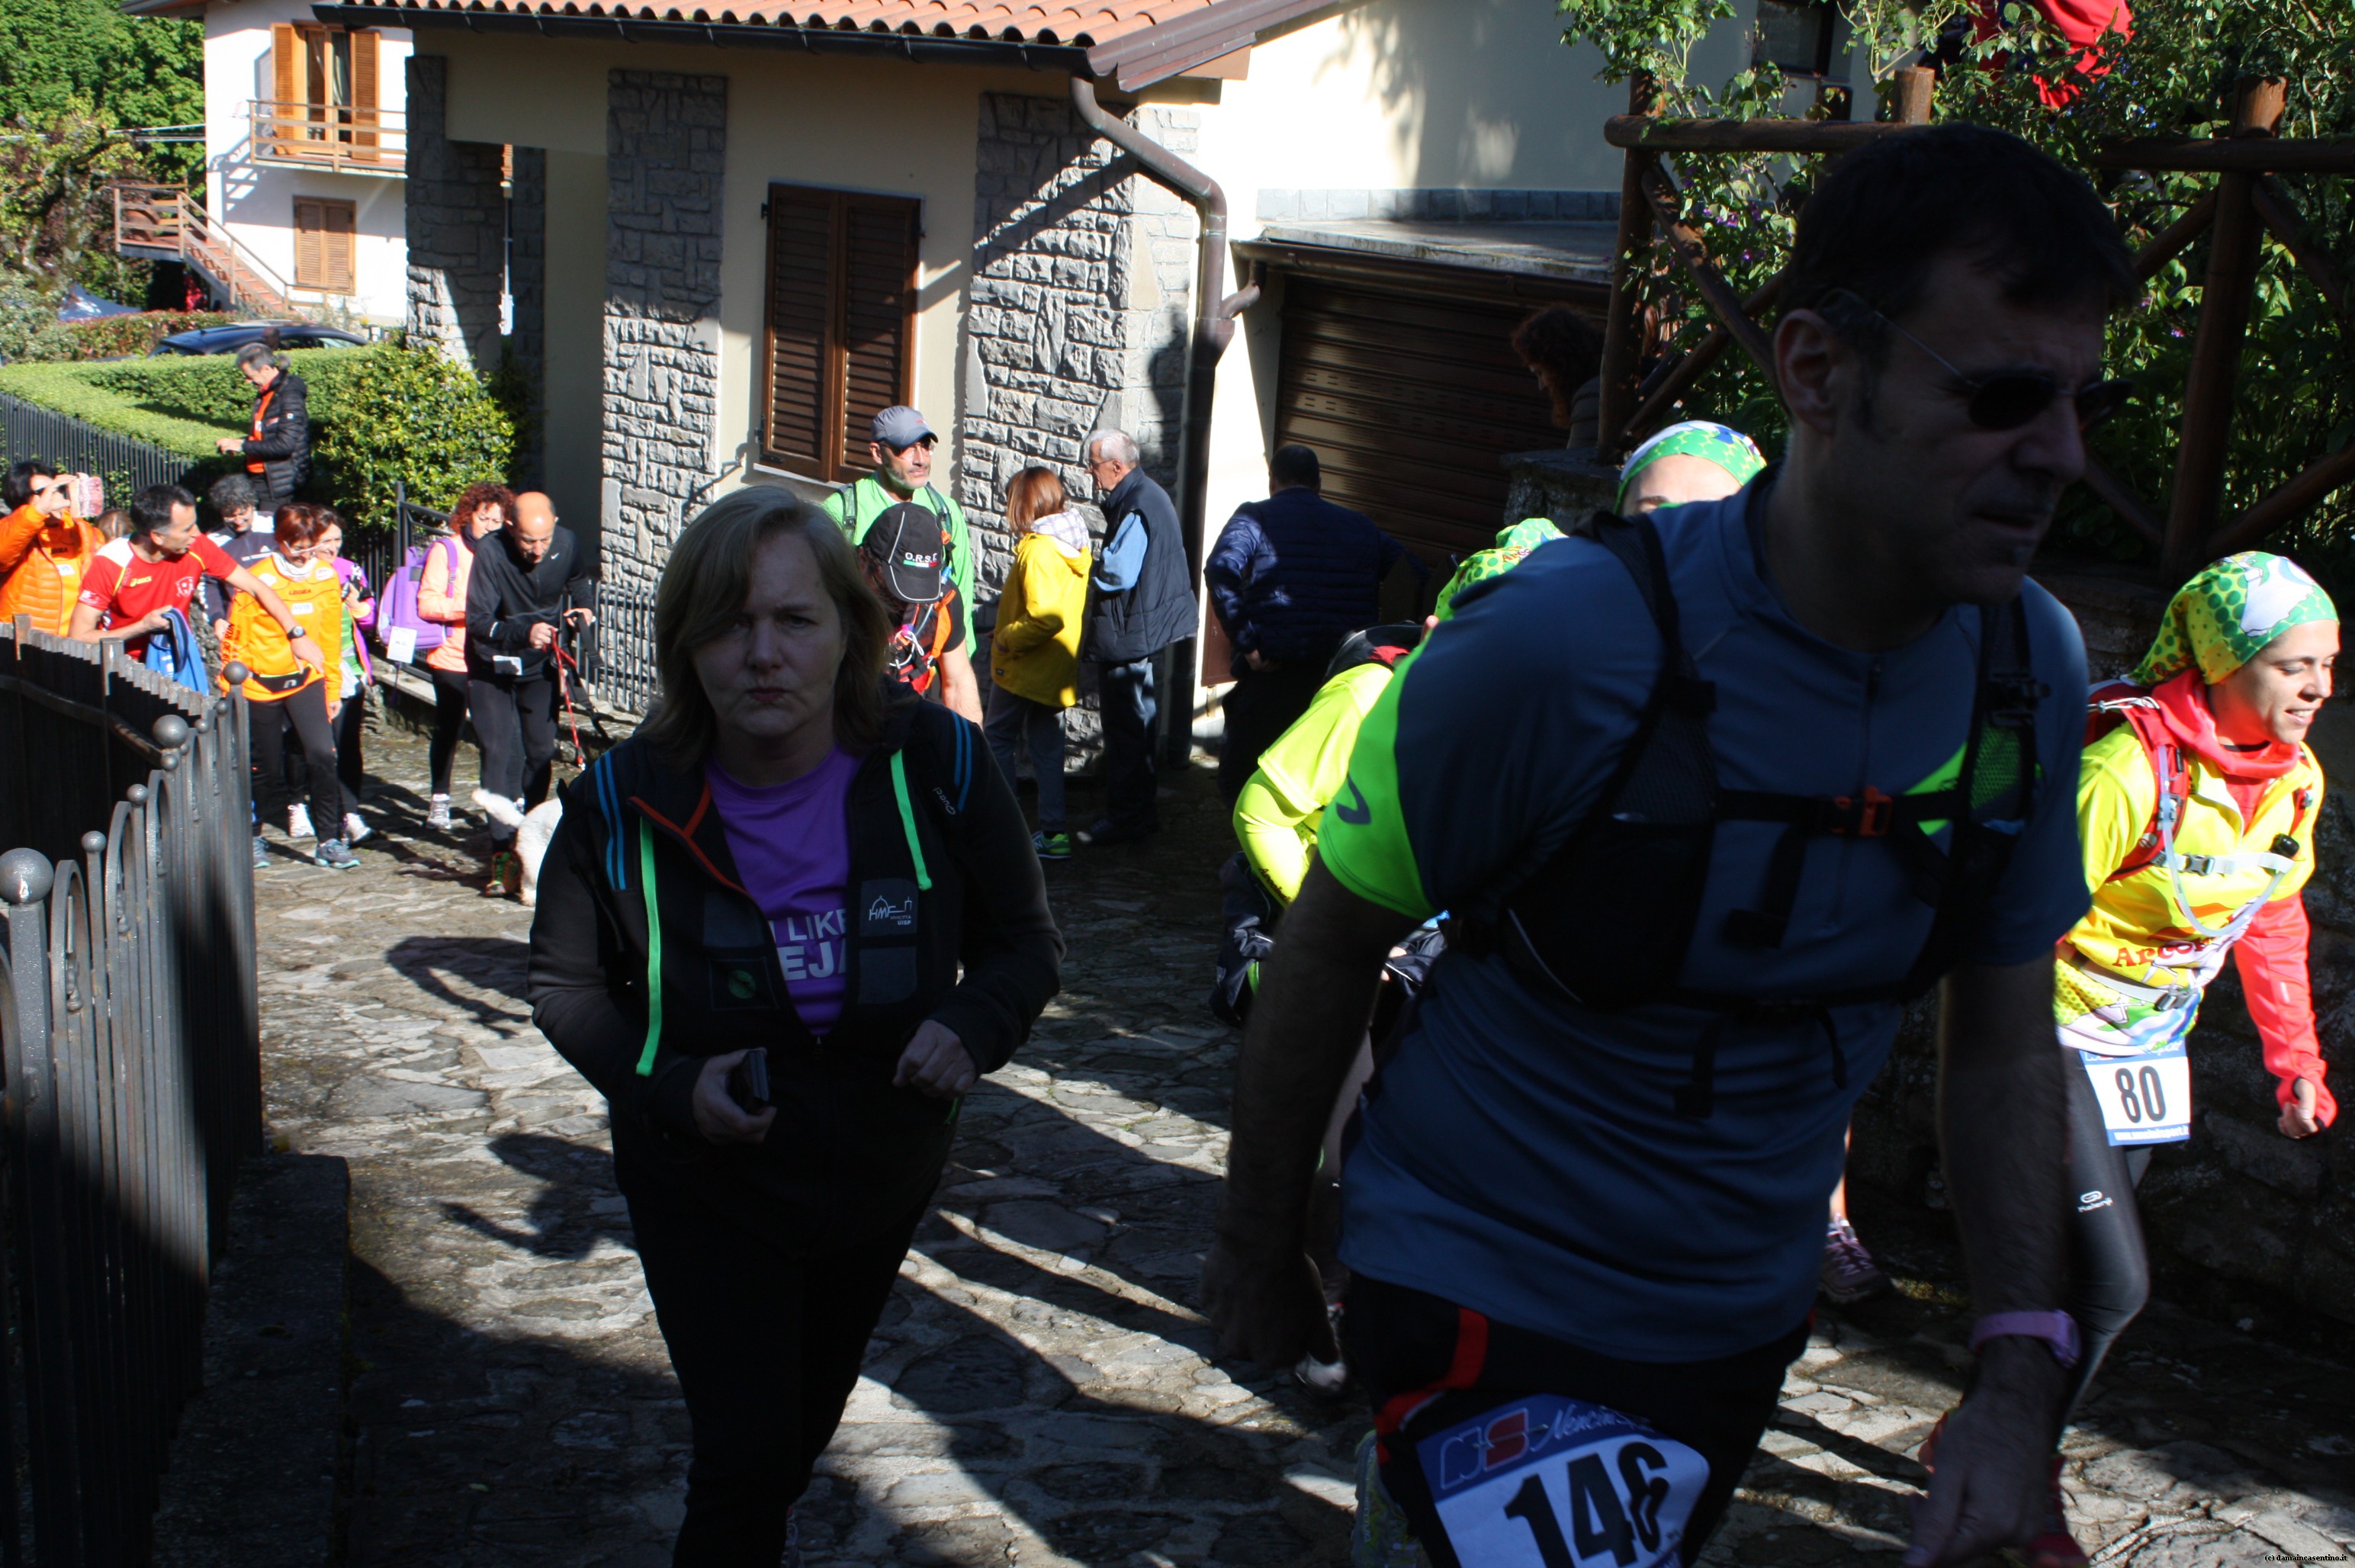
left=201, top=0, right=411, bottom=323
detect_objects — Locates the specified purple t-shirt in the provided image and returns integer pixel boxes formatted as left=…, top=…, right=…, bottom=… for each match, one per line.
left=708, top=747, right=861, bottom=1035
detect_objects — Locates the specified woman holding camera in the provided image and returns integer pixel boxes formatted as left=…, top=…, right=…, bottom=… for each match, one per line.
left=528, top=488, right=1062, bottom=1565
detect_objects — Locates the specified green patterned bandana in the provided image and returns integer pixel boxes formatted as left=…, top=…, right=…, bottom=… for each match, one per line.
left=1435, top=518, right=1565, bottom=620
left=2132, top=551, right=2338, bottom=686
left=1614, top=421, right=1767, bottom=513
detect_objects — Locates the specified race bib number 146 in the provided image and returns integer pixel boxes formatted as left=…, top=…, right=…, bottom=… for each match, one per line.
left=1416, top=1395, right=1710, bottom=1567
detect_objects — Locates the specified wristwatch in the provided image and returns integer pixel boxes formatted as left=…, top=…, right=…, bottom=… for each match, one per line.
left=1970, top=1310, right=2080, bottom=1368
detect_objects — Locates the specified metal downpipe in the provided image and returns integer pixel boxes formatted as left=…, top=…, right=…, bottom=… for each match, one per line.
left=1068, top=76, right=1261, bottom=762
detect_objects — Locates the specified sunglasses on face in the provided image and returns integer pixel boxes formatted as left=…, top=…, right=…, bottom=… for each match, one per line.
left=1827, top=290, right=2132, bottom=432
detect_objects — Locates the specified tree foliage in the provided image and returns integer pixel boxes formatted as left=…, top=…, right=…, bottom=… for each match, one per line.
left=0, top=0, right=203, bottom=297
left=1553, top=0, right=2355, bottom=573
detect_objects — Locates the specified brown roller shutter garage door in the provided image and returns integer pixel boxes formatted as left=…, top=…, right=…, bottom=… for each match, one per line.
left=1273, top=276, right=1591, bottom=564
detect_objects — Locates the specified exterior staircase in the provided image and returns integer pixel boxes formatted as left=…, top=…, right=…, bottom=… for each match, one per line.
left=111, top=185, right=332, bottom=322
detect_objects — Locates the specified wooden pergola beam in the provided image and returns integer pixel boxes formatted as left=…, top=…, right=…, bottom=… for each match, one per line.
left=2208, top=445, right=2355, bottom=557
left=2251, top=177, right=2350, bottom=326
left=2164, top=79, right=2286, bottom=580
left=2130, top=191, right=2216, bottom=284
left=1604, top=115, right=1922, bottom=156
left=1637, top=165, right=1779, bottom=384
left=2080, top=455, right=2164, bottom=548
left=1627, top=275, right=1785, bottom=441
left=1595, top=76, right=1659, bottom=464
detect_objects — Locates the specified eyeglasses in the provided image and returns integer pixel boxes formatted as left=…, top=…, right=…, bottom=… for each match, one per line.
left=1826, top=290, right=2132, bottom=432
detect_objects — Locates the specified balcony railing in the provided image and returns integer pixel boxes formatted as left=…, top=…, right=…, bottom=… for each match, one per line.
left=112, top=183, right=340, bottom=322
left=248, top=99, right=406, bottom=175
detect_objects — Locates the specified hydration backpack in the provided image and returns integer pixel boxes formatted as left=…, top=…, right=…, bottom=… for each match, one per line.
left=374, top=538, right=453, bottom=659
left=1447, top=509, right=2045, bottom=1116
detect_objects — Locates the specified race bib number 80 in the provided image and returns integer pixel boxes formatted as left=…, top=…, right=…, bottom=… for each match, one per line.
left=2076, top=1042, right=2192, bottom=1147
left=1417, top=1395, right=1710, bottom=1567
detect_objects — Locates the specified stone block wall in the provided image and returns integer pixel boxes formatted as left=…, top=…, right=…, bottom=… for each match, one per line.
left=403, top=56, right=507, bottom=376
left=960, top=92, right=1197, bottom=606
left=599, top=71, right=726, bottom=598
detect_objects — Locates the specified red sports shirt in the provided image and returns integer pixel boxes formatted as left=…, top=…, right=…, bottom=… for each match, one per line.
left=79, top=533, right=239, bottom=655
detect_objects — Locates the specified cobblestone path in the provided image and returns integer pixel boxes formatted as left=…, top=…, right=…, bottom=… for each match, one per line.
left=252, top=726, right=2355, bottom=1566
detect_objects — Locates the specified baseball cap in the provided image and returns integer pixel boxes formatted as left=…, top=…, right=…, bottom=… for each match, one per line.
left=862, top=503, right=945, bottom=604
left=871, top=406, right=937, bottom=451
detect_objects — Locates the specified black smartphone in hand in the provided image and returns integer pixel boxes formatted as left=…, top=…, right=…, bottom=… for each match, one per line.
left=728, top=1047, right=770, bottom=1111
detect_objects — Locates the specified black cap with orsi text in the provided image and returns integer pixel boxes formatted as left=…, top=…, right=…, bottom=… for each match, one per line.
left=860, top=502, right=945, bottom=605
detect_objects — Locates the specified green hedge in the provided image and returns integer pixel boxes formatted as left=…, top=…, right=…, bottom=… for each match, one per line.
left=0, top=358, right=236, bottom=455
left=18, top=311, right=235, bottom=362
left=0, top=342, right=516, bottom=526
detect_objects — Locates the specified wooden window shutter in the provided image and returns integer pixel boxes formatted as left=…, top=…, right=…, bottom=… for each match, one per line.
left=761, top=184, right=920, bottom=483
left=293, top=198, right=325, bottom=288
left=349, top=30, right=380, bottom=159
left=323, top=201, right=355, bottom=293
left=271, top=24, right=299, bottom=104
left=836, top=197, right=920, bottom=478
left=762, top=188, right=837, bottom=477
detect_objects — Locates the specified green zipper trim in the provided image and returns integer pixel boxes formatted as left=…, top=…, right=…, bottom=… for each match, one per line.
left=635, top=818, right=663, bottom=1075
left=890, top=750, right=933, bottom=892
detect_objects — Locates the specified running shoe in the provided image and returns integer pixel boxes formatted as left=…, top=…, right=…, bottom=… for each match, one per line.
left=287, top=804, right=315, bottom=840
left=1295, top=1300, right=1351, bottom=1397
left=1034, top=830, right=1072, bottom=861
left=314, top=839, right=360, bottom=871
left=426, top=795, right=453, bottom=832
left=252, top=835, right=269, bottom=870
left=1351, top=1430, right=1424, bottom=1567
left=487, top=849, right=521, bottom=898
left=1821, top=1216, right=1891, bottom=1303
left=342, top=812, right=372, bottom=845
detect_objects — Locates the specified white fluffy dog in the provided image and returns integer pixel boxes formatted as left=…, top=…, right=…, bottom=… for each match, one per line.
left=471, top=789, right=564, bottom=905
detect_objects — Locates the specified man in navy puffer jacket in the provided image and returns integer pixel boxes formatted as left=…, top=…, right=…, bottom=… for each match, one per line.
left=1206, top=445, right=1418, bottom=805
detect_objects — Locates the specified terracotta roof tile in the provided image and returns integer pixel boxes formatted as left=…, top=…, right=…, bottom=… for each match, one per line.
left=378, top=0, right=1225, bottom=50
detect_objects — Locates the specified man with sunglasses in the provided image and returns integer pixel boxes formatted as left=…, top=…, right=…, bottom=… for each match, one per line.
left=1204, top=126, right=2130, bottom=1568
left=821, top=406, right=982, bottom=721
left=0, top=459, right=102, bottom=636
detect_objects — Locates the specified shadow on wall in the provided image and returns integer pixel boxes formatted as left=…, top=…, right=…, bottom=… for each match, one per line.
left=1327, top=0, right=1634, bottom=191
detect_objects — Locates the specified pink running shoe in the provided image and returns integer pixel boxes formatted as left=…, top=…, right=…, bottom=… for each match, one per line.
left=1821, top=1216, right=1892, bottom=1303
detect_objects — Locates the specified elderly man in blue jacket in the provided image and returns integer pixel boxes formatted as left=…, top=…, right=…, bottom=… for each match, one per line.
left=1206, top=444, right=1419, bottom=805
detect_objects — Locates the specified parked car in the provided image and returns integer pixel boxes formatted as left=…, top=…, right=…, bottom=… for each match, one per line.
left=149, top=321, right=367, bottom=357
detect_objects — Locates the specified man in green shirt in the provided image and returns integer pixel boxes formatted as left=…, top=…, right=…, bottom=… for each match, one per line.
left=821, top=406, right=982, bottom=721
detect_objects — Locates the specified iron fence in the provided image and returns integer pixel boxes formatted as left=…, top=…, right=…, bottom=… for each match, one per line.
left=573, top=580, right=655, bottom=717
left=346, top=481, right=451, bottom=604
left=0, top=622, right=259, bottom=1566
left=0, top=396, right=207, bottom=510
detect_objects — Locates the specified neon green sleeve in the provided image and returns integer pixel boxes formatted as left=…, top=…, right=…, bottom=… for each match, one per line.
left=1312, top=663, right=1433, bottom=918
left=1234, top=773, right=1312, bottom=904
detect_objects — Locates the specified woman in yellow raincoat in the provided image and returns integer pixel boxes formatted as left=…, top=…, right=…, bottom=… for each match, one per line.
left=2061, top=551, right=2336, bottom=1413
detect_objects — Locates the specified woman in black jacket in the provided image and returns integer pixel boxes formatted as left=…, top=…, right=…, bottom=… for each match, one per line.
left=528, top=487, right=1062, bottom=1566
left=215, top=341, right=310, bottom=508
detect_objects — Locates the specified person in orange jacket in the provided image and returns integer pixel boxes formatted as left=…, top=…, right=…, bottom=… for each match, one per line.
left=0, top=459, right=104, bottom=635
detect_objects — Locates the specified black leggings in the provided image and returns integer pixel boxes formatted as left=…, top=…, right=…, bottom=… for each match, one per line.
left=2063, top=1057, right=2152, bottom=1417
left=249, top=683, right=344, bottom=838
left=428, top=665, right=469, bottom=795
left=618, top=1164, right=926, bottom=1566
left=468, top=672, right=557, bottom=831
left=334, top=693, right=366, bottom=799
